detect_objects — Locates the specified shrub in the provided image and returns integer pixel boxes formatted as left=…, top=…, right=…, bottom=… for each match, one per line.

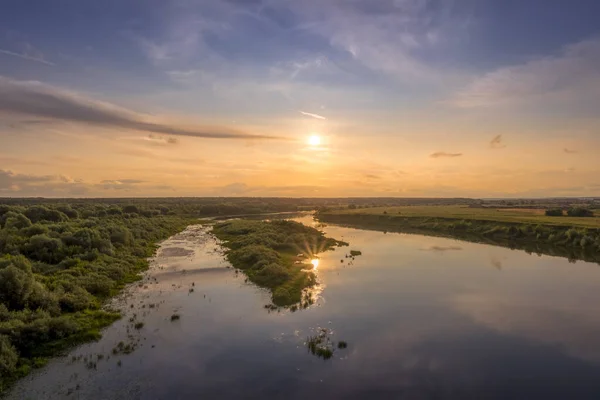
left=273, top=287, right=292, bottom=305
left=24, top=206, right=68, bottom=223
left=122, top=205, right=139, bottom=214
left=27, top=282, right=60, bottom=316
left=0, top=265, right=35, bottom=310
left=0, top=334, right=18, bottom=376
left=58, top=287, right=95, bottom=312
left=77, top=274, right=113, bottom=297
left=227, top=245, right=280, bottom=270
left=56, top=206, right=79, bottom=219
left=1, top=212, right=32, bottom=230
left=253, top=263, right=290, bottom=288
left=109, top=226, right=133, bottom=246
left=567, top=208, right=594, bottom=217
left=22, top=224, right=49, bottom=237
left=545, top=208, right=564, bottom=216
left=23, top=235, right=63, bottom=264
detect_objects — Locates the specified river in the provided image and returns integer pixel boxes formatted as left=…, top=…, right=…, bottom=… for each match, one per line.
left=8, top=216, right=600, bottom=399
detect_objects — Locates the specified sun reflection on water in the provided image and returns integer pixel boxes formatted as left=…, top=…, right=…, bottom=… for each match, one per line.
left=311, top=258, right=320, bottom=270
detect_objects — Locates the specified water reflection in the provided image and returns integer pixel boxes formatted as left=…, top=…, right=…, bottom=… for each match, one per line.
left=8, top=217, right=600, bottom=399
left=311, top=258, right=320, bottom=270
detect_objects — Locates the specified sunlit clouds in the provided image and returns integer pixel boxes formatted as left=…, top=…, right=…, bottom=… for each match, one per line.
left=300, top=111, right=327, bottom=120
left=0, top=0, right=599, bottom=197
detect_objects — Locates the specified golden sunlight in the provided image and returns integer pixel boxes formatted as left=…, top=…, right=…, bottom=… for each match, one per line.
left=308, top=135, right=321, bottom=146
left=311, top=258, right=320, bottom=270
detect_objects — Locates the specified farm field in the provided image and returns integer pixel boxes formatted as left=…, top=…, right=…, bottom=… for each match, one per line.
left=327, top=206, right=600, bottom=228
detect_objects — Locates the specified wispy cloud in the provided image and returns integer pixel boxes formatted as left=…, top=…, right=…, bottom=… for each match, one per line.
left=145, top=134, right=179, bottom=145
left=564, top=148, right=579, bottom=154
left=299, top=110, right=327, bottom=120
left=430, top=152, right=463, bottom=158
left=0, top=168, right=88, bottom=195
left=421, top=246, right=463, bottom=252
left=0, top=77, right=281, bottom=140
left=490, top=134, right=506, bottom=149
left=288, top=0, right=470, bottom=83
left=364, top=174, right=380, bottom=180
left=214, top=182, right=324, bottom=196
left=0, top=48, right=55, bottom=66
left=452, top=38, right=600, bottom=108
left=99, top=179, right=145, bottom=191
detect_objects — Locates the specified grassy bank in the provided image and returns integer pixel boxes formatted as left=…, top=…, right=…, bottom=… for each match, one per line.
left=212, top=219, right=346, bottom=307
left=317, top=206, right=600, bottom=264
left=0, top=203, right=194, bottom=393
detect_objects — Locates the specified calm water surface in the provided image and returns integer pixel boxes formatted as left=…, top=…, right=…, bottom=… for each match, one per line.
left=8, top=216, right=600, bottom=399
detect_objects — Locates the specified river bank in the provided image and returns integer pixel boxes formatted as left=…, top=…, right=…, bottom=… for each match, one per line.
left=316, top=211, right=600, bottom=264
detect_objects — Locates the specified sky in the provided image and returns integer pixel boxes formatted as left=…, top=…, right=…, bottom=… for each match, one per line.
left=0, top=0, right=599, bottom=198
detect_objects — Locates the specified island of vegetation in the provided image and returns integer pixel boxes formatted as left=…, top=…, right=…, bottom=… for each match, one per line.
left=0, top=202, right=194, bottom=393
left=212, top=219, right=346, bottom=307
left=317, top=205, right=600, bottom=263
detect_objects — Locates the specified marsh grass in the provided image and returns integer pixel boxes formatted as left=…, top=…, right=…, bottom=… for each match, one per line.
left=212, top=219, right=346, bottom=307
left=306, top=329, right=348, bottom=360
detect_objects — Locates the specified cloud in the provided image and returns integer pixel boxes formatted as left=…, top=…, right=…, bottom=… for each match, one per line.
left=0, top=77, right=281, bottom=140
left=490, top=134, right=506, bottom=149
left=0, top=169, right=89, bottom=195
left=291, top=0, right=466, bottom=82
left=0, top=169, right=173, bottom=196
left=452, top=38, right=600, bottom=108
left=0, top=169, right=54, bottom=189
left=0, top=48, right=55, bottom=66
left=564, top=148, right=578, bottom=154
left=145, top=134, right=179, bottom=145
left=364, top=174, right=381, bottom=180
left=98, top=179, right=145, bottom=191
left=299, top=110, right=327, bottom=120
left=421, top=246, right=463, bottom=252
left=214, top=182, right=324, bottom=196
left=430, top=152, right=463, bottom=158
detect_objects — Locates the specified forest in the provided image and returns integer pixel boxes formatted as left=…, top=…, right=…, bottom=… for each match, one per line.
left=0, top=201, right=193, bottom=391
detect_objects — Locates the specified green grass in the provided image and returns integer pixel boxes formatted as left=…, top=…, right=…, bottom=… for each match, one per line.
left=212, top=219, right=346, bottom=307
left=327, top=205, right=600, bottom=228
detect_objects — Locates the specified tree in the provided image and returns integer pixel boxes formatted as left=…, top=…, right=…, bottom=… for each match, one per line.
left=545, top=208, right=564, bottom=216
left=567, top=207, right=594, bottom=217
left=122, top=205, right=139, bottom=214
left=0, top=334, right=18, bottom=377
left=0, top=211, right=32, bottom=229
left=56, top=205, right=79, bottom=219
left=0, top=264, right=34, bottom=310
left=24, top=206, right=68, bottom=223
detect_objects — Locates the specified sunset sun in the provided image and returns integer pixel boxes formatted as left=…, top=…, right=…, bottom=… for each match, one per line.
left=308, top=135, right=321, bottom=146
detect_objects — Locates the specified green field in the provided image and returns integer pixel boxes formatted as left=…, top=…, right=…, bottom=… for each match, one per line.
left=328, top=206, right=600, bottom=228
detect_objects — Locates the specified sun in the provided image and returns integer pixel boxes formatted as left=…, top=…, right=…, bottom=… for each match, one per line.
left=308, top=135, right=321, bottom=146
